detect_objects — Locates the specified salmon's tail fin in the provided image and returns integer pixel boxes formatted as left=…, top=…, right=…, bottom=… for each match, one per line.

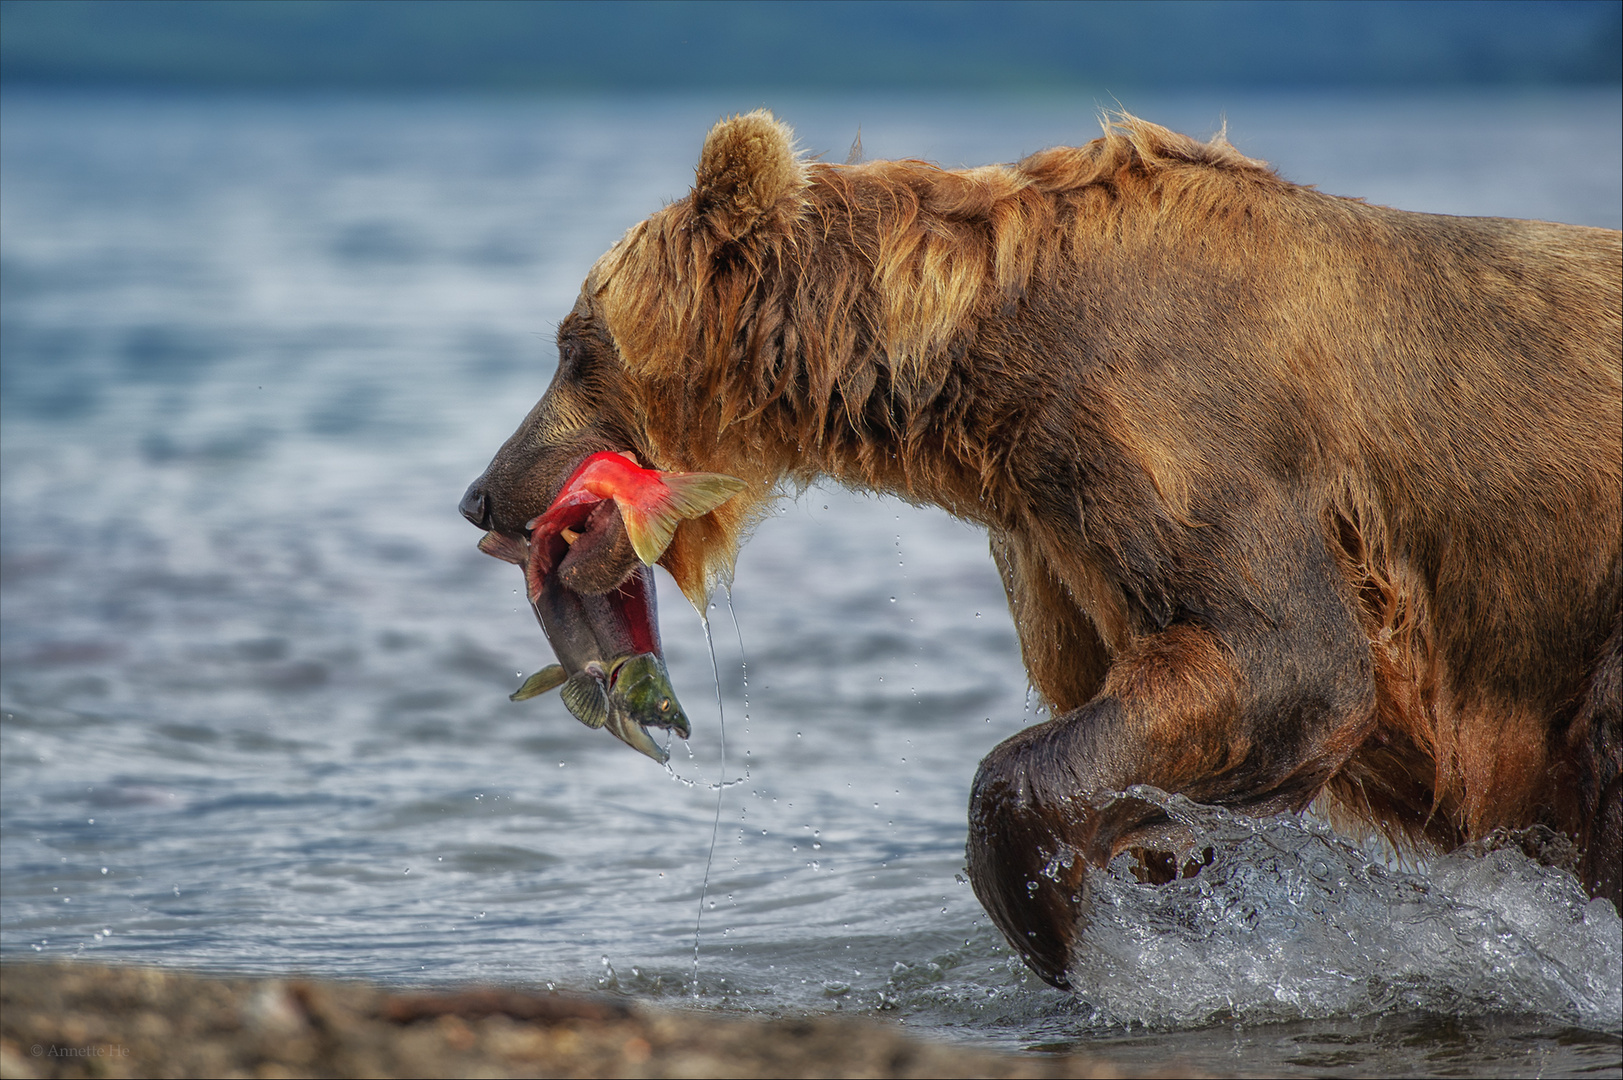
left=616, top=472, right=747, bottom=566
left=478, top=531, right=528, bottom=565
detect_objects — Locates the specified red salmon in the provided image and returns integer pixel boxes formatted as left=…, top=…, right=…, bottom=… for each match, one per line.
left=474, top=452, right=743, bottom=761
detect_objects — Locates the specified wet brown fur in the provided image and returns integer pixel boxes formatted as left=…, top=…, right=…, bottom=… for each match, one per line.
left=466, top=110, right=1623, bottom=986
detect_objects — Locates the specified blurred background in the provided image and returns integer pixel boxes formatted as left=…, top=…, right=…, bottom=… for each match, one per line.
left=3, top=2, right=1620, bottom=1073
left=3, top=0, right=1619, bottom=92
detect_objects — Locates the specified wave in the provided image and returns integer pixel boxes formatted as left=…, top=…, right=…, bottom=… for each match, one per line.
left=1060, top=788, right=1622, bottom=1032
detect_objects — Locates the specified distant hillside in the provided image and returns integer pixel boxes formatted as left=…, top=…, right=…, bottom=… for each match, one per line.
left=2, top=0, right=1619, bottom=92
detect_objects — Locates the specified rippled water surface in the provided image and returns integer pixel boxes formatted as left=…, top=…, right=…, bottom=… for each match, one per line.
left=3, top=90, right=1620, bottom=1077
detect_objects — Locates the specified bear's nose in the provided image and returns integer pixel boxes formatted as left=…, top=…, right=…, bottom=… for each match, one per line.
left=459, top=485, right=491, bottom=530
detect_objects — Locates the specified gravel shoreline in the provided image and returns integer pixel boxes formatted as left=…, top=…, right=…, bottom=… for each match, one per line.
left=0, top=961, right=1172, bottom=1078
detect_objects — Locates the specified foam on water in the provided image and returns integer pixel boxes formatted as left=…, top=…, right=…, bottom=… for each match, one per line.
left=1062, top=788, right=1622, bottom=1032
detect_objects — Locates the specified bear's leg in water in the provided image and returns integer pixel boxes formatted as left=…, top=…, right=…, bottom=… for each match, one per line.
left=967, top=511, right=1377, bottom=988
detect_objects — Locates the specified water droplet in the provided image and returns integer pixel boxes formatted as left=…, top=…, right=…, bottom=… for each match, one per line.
left=889, top=596, right=896, bottom=603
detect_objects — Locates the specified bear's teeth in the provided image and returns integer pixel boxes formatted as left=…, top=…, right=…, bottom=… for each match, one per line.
left=561, top=527, right=580, bottom=545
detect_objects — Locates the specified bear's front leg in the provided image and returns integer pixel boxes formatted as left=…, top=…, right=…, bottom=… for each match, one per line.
left=967, top=543, right=1376, bottom=987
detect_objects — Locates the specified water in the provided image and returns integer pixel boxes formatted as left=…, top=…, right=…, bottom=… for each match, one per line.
left=2, top=89, right=1619, bottom=1076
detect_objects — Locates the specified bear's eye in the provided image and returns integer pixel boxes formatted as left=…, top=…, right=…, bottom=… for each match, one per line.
left=555, top=338, right=583, bottom=380
left=555, top=330, right=611, bottom=389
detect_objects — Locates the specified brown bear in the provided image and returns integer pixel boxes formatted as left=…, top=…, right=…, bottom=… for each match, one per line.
left=461, top=111, right=1622, bottom=989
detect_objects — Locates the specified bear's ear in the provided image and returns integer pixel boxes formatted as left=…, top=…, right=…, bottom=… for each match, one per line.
left=692, top=110, right=807, bottom=241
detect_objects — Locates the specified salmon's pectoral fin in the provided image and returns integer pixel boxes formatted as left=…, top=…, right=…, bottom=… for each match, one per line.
left=616, top=472, right=747, bottom=566
left=559, top=672, right=610, bottom=729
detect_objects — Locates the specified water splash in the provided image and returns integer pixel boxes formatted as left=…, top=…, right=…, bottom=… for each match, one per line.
left=1063, top=787, right=1622, bottom=1032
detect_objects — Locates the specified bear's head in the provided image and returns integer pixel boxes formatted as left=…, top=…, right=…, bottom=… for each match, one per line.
left=463, top=108, right=1263, bottom=605
left=460, top=110, right=813, bottom=610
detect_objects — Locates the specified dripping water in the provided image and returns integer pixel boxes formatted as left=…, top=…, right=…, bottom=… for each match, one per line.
left=725, top=589, right=751, bottom=788
left=691, top=608, right=727, bottom=997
